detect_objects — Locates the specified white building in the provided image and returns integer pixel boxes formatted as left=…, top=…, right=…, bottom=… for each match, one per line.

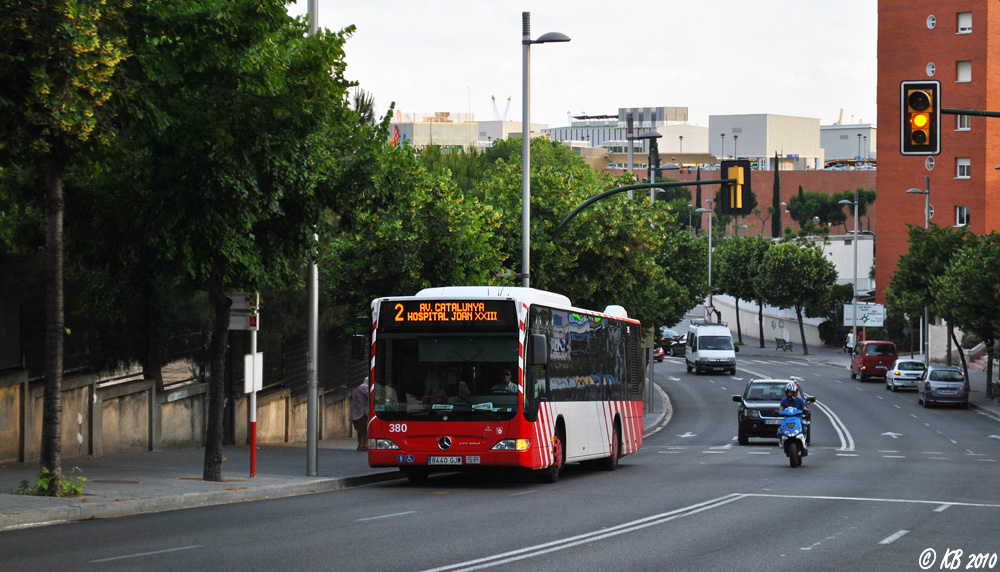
left=820, top=123, right=877, bottom=164
left=710, top=114, right=825, bottom=170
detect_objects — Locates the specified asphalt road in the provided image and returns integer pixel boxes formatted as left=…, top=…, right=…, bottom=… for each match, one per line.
left=2, top=353, right=999, bottom=572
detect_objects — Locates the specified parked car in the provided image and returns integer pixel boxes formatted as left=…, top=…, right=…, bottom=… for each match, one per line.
left=850, top=341, right=898, bottom=382
left=653, top=346, right=665, bottom=362
left=886, top=358, right=926, bottom=392
left=917, top=364, right=969, bottom=408
left=732, top=378, right=813, bottom=445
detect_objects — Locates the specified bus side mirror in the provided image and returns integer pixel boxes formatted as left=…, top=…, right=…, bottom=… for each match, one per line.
left=530, top=334, right=548, bottom=366
left=350, top=335, right=367, bottom=361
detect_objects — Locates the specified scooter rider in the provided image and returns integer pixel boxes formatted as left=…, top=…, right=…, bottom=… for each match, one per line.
left=779, top=382, right=807, bottom=411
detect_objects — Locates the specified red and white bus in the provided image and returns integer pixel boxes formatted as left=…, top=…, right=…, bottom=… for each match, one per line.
left=364, top=286, right=644, bottom=483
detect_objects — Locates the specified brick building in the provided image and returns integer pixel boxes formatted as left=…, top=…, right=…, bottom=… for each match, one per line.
left=875, top=1, right=1000, bottom=303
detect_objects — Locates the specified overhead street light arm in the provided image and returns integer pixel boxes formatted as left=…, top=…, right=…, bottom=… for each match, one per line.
left=550, top=178, right=734, bottom=240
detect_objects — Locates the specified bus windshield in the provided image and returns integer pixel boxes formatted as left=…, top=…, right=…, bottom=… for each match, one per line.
left=372, top=332, right=520, bottom=422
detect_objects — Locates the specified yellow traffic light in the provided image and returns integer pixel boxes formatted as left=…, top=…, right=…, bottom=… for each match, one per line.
left=727, top=166, right=744, bottom=209
left=900, top=80, right=940, bottom=155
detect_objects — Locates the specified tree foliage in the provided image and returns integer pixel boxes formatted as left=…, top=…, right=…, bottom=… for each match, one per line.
left=714, top=236, right=771, bottom=344
left=753, top=241, right=837, bottom=354
left=0, top=0, right=130, bottom=494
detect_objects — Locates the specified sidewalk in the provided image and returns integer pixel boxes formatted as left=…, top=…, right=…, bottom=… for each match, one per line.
left=1, top=387, right=670, bottom=532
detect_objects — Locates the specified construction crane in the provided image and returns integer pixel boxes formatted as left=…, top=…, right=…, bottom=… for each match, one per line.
left=492, top=95, right=512, bottom=121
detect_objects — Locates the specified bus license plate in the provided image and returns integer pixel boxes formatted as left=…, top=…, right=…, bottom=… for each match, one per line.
left=428, top=456, right=463, bottom=465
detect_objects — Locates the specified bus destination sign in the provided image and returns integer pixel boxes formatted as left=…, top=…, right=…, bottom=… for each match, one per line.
left=381, top=299, right=516, bottom=331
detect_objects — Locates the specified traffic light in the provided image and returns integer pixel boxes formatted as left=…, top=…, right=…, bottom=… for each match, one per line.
left=719, top=160, right=752, bottom=215
left=900, top=80, right=940, bottom=155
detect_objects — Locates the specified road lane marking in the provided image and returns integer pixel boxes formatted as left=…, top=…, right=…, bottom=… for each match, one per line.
left=91, top=545, right=202, bottom=563
left=935, top=504, right=952, bottom=512
left=879, top=530, right=909, bottom=544
left=812, top=400, right=855, bottom=451
left=421, top=494, right=744, bottom=572
left=357, top=511, right=417, bottom=522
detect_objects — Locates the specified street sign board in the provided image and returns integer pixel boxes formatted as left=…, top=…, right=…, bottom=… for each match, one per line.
left=244, top=352, right=263, bottom=394
left=844, top=303, right=885, bottom=327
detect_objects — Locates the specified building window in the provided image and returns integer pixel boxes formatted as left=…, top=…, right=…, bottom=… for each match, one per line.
left=957, top=115, right=971, bottom=131
left=955, top=206, right=970, bottom=227
left=957, top=12, right=972, bottom=34
left=957, top=60, right=972, bottom=82
left=956, top=158, right=971, bottom=179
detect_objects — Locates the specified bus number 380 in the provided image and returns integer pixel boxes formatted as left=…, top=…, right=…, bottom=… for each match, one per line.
left=388, top=423, right=408, bottom=433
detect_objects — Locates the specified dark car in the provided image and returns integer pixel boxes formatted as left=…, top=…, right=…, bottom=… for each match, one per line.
left=917, top=364, right=969, bottom=408
left=732, top=378, right=814, bottom=445
left=657, top=327, right=685, bottom=356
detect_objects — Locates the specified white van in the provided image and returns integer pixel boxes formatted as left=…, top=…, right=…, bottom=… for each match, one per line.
left=685, top=321, right=737, bottom=375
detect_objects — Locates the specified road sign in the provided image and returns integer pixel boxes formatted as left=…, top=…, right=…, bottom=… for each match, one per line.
left=844, top=303, right=885, bottom=327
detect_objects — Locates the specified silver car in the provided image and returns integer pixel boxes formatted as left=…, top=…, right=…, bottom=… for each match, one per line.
left=917, top=365, right=969, bottom=408
left=886, top=358, right=925, bottom=392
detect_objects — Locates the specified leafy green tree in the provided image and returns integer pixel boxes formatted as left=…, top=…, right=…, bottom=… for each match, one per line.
left=885, top=223, right=971, bottom=371
left=714, top=236, right=771, bottom=346
left=753, top=241, right=837, bottom=355
left=116, top=0, right=355, bottom=481
left=934, top=232, right=1000, bottom=397
left=322, top=143, right=504, bottom=319
left=0, top=0, right=129, bottom=493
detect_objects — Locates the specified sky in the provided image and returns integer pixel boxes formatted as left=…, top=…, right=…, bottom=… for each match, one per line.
left=286, top=1, right=878, bottom=129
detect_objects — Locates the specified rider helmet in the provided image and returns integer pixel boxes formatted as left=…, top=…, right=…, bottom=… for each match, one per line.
left=784, top=382, right=798, bottom=397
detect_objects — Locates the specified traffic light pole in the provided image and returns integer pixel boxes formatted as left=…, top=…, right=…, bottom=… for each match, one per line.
left=941, top=108, right=1000, bottom=118
left=550, top=179, right=736, bottom=240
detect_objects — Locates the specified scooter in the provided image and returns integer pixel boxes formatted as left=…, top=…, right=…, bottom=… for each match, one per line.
left=777, top=406, right=809, bottom=468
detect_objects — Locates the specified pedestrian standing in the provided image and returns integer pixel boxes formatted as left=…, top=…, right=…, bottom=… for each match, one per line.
left=836, top=327, right=847, bottom=353
left=846, top=331, right=855, bottom=354
left=350, top=378, right=370, bottom=451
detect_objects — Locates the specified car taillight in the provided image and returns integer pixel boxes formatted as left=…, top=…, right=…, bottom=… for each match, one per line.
left=925, top=381, right=931, bottom=391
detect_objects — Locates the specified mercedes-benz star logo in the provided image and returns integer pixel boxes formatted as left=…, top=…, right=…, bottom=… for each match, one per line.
left=438, top=436, right=452, bottom=450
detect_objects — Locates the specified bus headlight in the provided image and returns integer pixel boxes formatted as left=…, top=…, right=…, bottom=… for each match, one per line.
left=492, top=438, right=531, bottom=451
left=368, top=438, right=400, bottom=450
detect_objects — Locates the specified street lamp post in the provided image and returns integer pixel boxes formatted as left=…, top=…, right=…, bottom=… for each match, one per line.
left=696, top=199, right=714, bottom=317
left=636, top=130, right=663, bottom=202
left=839, top=194, right=859, bottom=348
left=907, top=178, right=931, bottom=365
left=679, top=135, right=683, bottom=154
left=720, top=133, right=726, bottom=160
left=733, top=134, right=738, bottom=159
left=521, top=12, right=570, bottom=288
left=857, top=133, right=862, bottom=164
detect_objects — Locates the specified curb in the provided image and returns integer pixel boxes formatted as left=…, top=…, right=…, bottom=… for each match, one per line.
left=0, top=471, right=403, bottom=532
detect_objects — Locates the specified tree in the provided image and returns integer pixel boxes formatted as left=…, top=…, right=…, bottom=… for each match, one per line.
left=118, top=0, right=355, bottom=481
left=714, top=236, right=771, bottom=346
left=0, top=0, right=129, bottom=493
left=885, top=223, right=971, bottom=371
left=931, top=232, right=1000, bottom=396
left=322, top=142, right=504, bottom=319
left=753, top=241, right=837, bottom=355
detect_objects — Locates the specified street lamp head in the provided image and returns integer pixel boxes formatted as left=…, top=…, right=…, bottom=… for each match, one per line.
left=532, top=31, right=571, bottom=44
left=636, top=130, right=663, bottom=140
left=695, top=207, right=709, bottom=214
left=906, top=188, right=927, bottom=195
left=659, top=163, right=681, bottom=171
left=838, top=199, right=853, bottom=206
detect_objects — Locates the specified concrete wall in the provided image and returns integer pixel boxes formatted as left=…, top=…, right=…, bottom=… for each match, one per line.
left=1, top=371, right=355, bottom=465
left=708, top=295, right=825, bottom=348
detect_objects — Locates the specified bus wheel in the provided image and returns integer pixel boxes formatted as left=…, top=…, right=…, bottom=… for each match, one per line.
left=537, top=434, right=563, bottom=483
left=402, top=468, right=428, bottom=484
left=602, top=425, right=620, bottom=471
